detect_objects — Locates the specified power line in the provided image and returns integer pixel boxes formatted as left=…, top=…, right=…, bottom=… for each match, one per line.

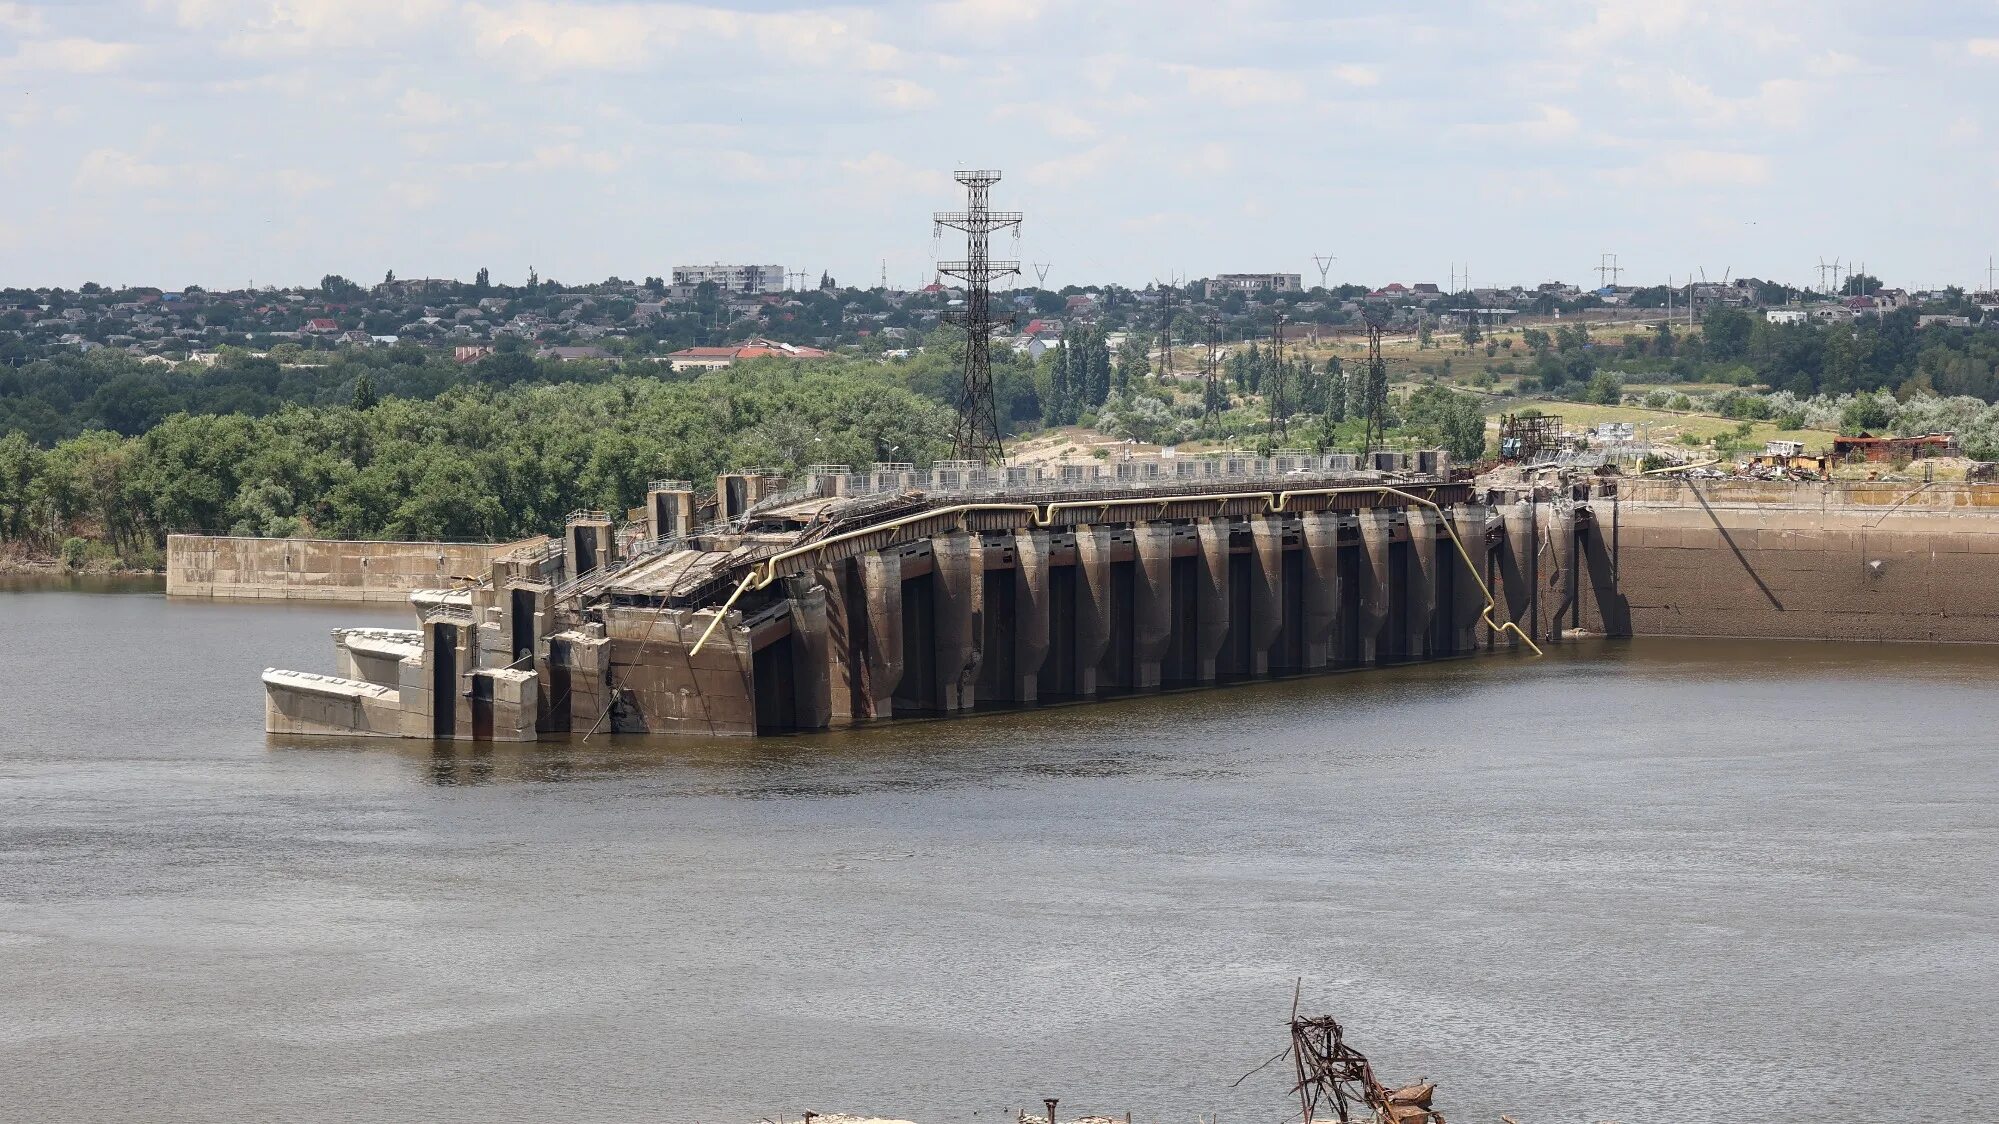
left=1312, top=254, right=1335, bottom=288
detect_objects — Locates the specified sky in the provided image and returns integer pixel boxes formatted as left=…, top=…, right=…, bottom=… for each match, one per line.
left=1, top=0, right=1996, bottom=292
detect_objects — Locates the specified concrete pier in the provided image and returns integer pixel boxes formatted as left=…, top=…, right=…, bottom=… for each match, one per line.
left=1072, top=525, right=1115, bottom=697
left=931, top=531, right=981, bottom=711
left=1194, top=517, right=1232, bottom=681
left=1498, top=501, right=1536, bottom=647
left=1405, top=506, right=1439, bottom=660
left=1012, top=529, right=1052, bottom=702
left=1299, top=511, right=1341, bottom=670
left=1247, top=516, right=1285, bottom=676
left=1132, top=521, right=1175, bottom=690
left=859, top=551, right=904, bottom=719
left=1450, top=504, right=1489, bottom=653
left=1357, top=508, right=1395, bottom=664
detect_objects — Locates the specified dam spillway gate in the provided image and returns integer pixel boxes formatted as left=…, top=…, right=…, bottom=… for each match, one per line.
left=263, top=456, right=1544, bottom=740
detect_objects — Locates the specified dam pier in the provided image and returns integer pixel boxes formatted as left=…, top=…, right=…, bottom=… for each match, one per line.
left=256, top=452, right=1536, bottom=740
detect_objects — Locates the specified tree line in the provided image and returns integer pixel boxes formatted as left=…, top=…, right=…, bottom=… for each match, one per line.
left=0, top=365, right=951, bottom=564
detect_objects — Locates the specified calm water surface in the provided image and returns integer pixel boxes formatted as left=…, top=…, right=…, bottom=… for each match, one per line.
left=2, top=581, right=1995, bottom=1122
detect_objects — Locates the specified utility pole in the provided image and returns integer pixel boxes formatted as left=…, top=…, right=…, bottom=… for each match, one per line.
left=1032, top=262, right=1051, bottom=287
left=1596, top=252, right=1622, bottom=289
left=1203, top=315, right=1222, bottom=424
left=1157, top=279, right=1179, bottom=380
left=1312, top=253, right=1335, bottom=289
left=1267, top=315, right=1289, bottom=443
left=1361, top=310, right=1388, bottom=454
left=934, top=168, right=1023, bottom=465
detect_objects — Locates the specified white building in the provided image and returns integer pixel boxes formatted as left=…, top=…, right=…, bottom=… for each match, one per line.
left=671, top=263, right=786, bottom=295
left=1205, top=273, right=1304, bottom=298
left=1765, top=308, right=1807, bottom=324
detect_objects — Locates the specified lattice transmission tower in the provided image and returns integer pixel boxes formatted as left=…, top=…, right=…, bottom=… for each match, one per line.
left=934, top=169, right=1023, bottom=464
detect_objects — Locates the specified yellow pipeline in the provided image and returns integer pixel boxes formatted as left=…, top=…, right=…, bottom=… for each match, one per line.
left=689, top=487, right=1542, bottom=658
left=688, top=502, right=1038, bottom=657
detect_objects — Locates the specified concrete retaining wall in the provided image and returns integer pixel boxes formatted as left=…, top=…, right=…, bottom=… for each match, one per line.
left=167, top=534, right=539, bottom=603
left=1578, top=480, right=1999, bottom=642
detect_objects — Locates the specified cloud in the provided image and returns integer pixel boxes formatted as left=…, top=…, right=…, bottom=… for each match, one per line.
left=837, top=151, right=953, bottom=197
left=1621, top=70, right=1816, bottom=129
left=0, top=2, right=44, bottom=33
left=385, top=180, right=441, bottom=209
left=396, top=88, right=460, bottom=126
left=1331, top=64, right=1380, bottom=87
left=874, top=78, right=936, bottom=110
left=1563, top=0, right=1698, bottom=49
left=1971, top=39, right=1999, bottom=60
left=1605, top=149, right=1772, bottom=188
left=1456, top=103, right=1580, bottom=144
left=161, top=0, right=456, bottom=53
left=993, top=102, right=1097, bottom=141
left=1022, top=142, right=1122, bottom=188
left=1190, top=142, right=1232, bottom=175
left=462, top=2, right=900, bottom=75
left=1169, top=64, right=1305, bottom=106
left=931, top=0, right=1047, bottom=33
left=0, top=38, right=138, bottom=76
left=523, top=143, right=628, bottom=175
left=74, top=148, right=222, bottom=191
left=270, top=169, right=331, bottom=197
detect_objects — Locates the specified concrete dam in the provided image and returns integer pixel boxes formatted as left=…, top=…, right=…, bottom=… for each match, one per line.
left=259, top=452, right=1557, bottom=740
left=255, top=455, right=1999, bottom=741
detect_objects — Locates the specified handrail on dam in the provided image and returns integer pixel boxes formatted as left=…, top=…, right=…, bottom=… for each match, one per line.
left=688, top=485, right=1543, bottom=658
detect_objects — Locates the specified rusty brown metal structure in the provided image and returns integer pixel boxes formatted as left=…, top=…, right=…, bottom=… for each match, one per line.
left=1497, top=413, right=1563, bottom=462
left=1290, top=1015, right=1444, bottom=1124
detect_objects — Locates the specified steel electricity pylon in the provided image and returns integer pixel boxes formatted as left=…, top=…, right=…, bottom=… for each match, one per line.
left=934, top=169, right=1023, bottom=465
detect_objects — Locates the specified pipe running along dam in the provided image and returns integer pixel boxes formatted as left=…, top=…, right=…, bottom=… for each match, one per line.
left=259, top=451, right=1559, bottom=740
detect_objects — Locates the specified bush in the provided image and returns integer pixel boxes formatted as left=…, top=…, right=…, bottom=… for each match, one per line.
left=61, top=536, right=88, bottom=570
left=1581, top=372, right=1623, bottom=405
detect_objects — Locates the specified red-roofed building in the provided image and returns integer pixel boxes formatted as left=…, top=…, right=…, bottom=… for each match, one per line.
left=304, top=318, right=339, bottom=333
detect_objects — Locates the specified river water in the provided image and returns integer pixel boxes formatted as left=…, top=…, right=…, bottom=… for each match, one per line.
left=2, top=579, right=1995, bottom=1123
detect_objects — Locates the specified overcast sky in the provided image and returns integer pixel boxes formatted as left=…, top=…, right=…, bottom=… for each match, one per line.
left=2, top=0, right=1995, bottom=292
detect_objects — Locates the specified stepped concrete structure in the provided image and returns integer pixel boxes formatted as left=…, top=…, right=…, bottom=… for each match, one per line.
left=261, top=451, right=1532, bottom=740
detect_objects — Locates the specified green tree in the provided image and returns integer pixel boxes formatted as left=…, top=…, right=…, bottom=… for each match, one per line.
left=1322, top=357, right=1346, bottom=425
left=1582, top=371, right=1623, bottom=405
left=1703, top=307, right=1754, bottom=361
left=352, top=371, right=379, bottom=411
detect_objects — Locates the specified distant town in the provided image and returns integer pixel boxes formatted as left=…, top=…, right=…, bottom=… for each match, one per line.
left=5, top=262, right=1994, bottom=371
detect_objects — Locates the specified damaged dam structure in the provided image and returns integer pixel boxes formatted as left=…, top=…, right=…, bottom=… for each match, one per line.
left=261, top=452, right=1544, bottom=740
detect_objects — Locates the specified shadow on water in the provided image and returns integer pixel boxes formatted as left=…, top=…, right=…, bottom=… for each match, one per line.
left=267, top=636, right=1999, bottom=795
left=0, top=573, right=165, bottom=595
